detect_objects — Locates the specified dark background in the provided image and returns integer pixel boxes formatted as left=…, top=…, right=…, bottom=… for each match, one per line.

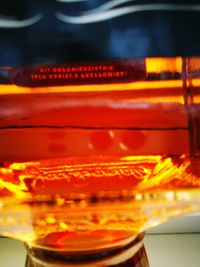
left=0, top=0, right=200, bottom=66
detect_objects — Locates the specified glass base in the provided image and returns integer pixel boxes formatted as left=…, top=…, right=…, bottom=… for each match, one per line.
left=25, top=233, right=149, bottom=267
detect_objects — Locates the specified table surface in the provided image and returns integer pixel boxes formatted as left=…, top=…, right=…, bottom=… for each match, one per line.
left=1, top=233, right=200, bottom=267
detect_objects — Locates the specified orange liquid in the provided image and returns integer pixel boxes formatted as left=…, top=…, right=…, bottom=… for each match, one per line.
left=1, top=154, right=200, bottom=250
left=1, top=58, right=200, bottom=250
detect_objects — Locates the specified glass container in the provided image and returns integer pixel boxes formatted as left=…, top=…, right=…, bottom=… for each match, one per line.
left=1, top=57, right=200, bottom=266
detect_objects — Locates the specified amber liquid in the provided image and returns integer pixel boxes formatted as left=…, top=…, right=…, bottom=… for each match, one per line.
left=1, top=58, right=200, bottom=251
left=1, top=140, right=200, bottom=250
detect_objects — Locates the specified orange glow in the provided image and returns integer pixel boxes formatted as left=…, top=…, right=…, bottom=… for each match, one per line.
left=0, top=80, right=185, bottom=95
left=191, top=78, right=200, bottom=87
left=0, top=155, right=199, bottom=199
left=1, top=155, right=200, bottom=248
left=188, top=57, right=200, bottom=72
left=146, top=57, right=183, bottom=73
left=1, top=78, right=200, bottom=96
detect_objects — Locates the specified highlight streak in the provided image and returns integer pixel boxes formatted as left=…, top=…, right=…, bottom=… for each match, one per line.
left=84, top=0, right=136, bottom=15
left=0, top=13, right=43, bottom=28
left=56, top=4, right=200, bottom=24
left=0, top=79, right=185, bottom=95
